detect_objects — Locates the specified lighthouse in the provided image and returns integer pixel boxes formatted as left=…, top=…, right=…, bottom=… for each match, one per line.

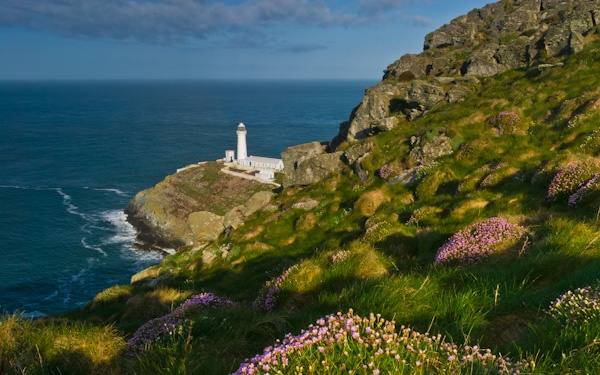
left=236, top=122, right=248, bottom=161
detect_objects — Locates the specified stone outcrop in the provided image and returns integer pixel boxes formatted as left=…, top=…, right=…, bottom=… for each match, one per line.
left=330, top=0, right=600, bottom=150
left=282, top=142, right=344, bottom=187
left=223, top=191, right=276, bottom=230
left=125, top=162, right=274, bottom=249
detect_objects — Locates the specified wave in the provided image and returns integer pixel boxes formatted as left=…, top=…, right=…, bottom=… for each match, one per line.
left=81, top=238, right=108, bottom=257
left=85, top=187, right=130, bottom=197
left=100, top=210, right=138, bottom=246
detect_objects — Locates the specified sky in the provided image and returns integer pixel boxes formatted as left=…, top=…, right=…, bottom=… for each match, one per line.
left=1, top=0, right=493, bottom=80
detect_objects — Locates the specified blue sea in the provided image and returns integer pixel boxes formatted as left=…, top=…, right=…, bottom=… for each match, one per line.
left=0, top=80, right=375, bottom=316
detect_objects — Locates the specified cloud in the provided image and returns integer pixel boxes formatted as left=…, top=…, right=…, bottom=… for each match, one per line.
left=0, top=0, right=429, bottom=48
left=357, top=0, right=413, bottom=17
left=404, top=15, right=433, bottom=26
left=0, top=0, right=348, bottom=43
left=277, top=43, right=328, bottom=53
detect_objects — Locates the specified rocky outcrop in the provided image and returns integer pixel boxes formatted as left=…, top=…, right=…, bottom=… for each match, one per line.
left=388, top=135, right=455, bottom=187
left=282, top=142, right=344, bottom=187
left=331, top=0, right=600, bottom=149
left=223, top=191, right=275, bottom=230
left=331, top=79, right=478, bottom=149
left=125, top=162, right=274, bottom=249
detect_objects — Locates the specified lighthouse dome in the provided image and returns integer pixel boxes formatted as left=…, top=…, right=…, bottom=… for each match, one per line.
left=237, top=123, right=246, bottom=131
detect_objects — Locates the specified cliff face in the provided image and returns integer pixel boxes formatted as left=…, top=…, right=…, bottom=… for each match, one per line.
left=330, top=0, right=600, bottom=150
left=125, top=162, right=274, bottom=250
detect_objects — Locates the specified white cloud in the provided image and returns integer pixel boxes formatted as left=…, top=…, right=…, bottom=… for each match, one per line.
left=0, top=0, right=430, bottom=48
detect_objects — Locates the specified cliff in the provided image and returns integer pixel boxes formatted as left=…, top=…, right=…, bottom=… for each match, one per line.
left=329, top=0, right=600, bottom=150
left=125, top=161, right=275, bottom=250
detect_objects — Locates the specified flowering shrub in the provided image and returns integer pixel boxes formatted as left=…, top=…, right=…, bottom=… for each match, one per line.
left=231, top=309, right=531, bottom=375
left=567, top=173, right=600, bottom=207
left=253, top=265, right=298, bottom=311
left=126, top=292, right=235, bottom=355
left=547, top=161, right=595, bottom=203
left=487, top=111, right=521, bottom=129
left=548, top=284, right=600, bottom=325
left=331, top=250, right=350, bottom=264
left=378, top=164, right=400, bottom=179
left=435, top=217, right=526, bottom=266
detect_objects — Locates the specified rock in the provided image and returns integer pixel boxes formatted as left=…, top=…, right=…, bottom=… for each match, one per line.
left=292, top=199, right=319, bottom=211
left=383, top=54, right=430, bottom=80
left=242, top=191, right=275, bottom=217
left=224, top=206, right=244, bottom=229
left=330, top=0, right=600, bottom=149
left=342, top=142, right=374, bottom=181
left=282, top=142, right=344, bottom=187
left=409, top=135, right=454, bottom=166
left=188, top=211, right=225, bottom=242
left=388, top=168, right=420, bottom=187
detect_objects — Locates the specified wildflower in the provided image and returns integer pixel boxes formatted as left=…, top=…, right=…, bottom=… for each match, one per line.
left=253, top=265, right=298, bottom=311
left=568, top=173, right=600, bottom=206
left=126, top=292, right=235, bottom=355
left=548, top=283, right=600, bottom=325
left=547, top=161, right=595, bottom=203
left=435, top=217, right=526, bottom=266
left=230, top=310, right=529, bottom=375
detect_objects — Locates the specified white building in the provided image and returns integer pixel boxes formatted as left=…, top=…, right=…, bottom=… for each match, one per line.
left=224, top=123, right=284, bottom=180
left=238, top=156, right=284, bottom=171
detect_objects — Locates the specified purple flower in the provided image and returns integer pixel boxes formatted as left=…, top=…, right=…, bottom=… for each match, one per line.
left=548, top=284, right=600, bottom=325
left=568, top=173, right=600, bottom=207
left=547, top=161, right=595, bottom=203
left=230, top=309, right=531, bottom=375
left=126, top=292, right=236, bottom=355
left=253, top=265, right=298, bottom=311
left=487, top=111, right=520, bottom=128
left=435, top=217, right=525, bottom=266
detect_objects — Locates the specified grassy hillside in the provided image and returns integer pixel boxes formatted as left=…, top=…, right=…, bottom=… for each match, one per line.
left=4, top=39, right=600, bottom=374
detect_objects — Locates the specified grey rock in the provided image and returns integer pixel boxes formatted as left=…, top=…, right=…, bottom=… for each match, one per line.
left=342, top=142, right=374, bottom=181
left=388, top=168, right=420, bottom=187
left=224, top=206, right=244, bottom=229
left=242, top=191, right=275, bottom=217
left=188, top=211, right=225, bottom=242
left=292, top=199, right=319, bottom=211
left=409, top=135, right=454, bottom=166
left=282, top=142, right=344, bottom=187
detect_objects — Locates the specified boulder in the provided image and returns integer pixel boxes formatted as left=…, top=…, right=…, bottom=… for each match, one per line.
left=242, top=191, right=275, bottom=217
left=292, top=199, right=319, bottom=211
left=188, top=211, right=225, bottom=242
left=409, top=135, right=454, bottom=166
left=282, top=150, right=344, bottom=188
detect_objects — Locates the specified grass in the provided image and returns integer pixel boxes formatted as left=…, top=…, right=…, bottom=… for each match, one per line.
left=5, top=38, right=600, bottom=375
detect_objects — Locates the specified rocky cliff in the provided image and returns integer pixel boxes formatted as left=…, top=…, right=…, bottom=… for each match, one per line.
left=125, top=162, right=275, bottom=250
left=329, top=0, right=600, bottom=150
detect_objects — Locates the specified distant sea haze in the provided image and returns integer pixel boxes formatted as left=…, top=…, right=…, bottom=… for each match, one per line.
left=0, top=79, right=375, bottom=316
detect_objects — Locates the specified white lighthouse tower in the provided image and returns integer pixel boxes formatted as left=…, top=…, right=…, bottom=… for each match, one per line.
left=236, top=122, right=248, bottom=161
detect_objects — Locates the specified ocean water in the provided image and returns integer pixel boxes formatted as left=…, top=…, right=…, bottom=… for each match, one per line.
left=0, top=80, right=375, bottom=316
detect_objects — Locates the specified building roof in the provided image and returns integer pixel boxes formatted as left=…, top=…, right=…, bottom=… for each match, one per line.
left=244, top=156, right=283, bottom=164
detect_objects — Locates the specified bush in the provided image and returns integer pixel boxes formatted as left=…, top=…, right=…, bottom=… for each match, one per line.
left=126, top=292, right=235, bottom=355
left=231, top=309, right=532, bottom=374
left=547, top=161, right=595, bottom=203
left=434, top=217, right=526, bottom=266
left=548, top=283, right=600, bottom=325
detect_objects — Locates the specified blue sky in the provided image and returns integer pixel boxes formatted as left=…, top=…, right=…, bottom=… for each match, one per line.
left=1, top=0, right=493, bottom=80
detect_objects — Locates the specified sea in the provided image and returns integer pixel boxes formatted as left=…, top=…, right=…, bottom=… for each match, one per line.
left=0, top=79, right=376, bottom=317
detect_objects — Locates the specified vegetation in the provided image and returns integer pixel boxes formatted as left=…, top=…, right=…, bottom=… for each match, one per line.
left=4, top=38, right=600, bottom=375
